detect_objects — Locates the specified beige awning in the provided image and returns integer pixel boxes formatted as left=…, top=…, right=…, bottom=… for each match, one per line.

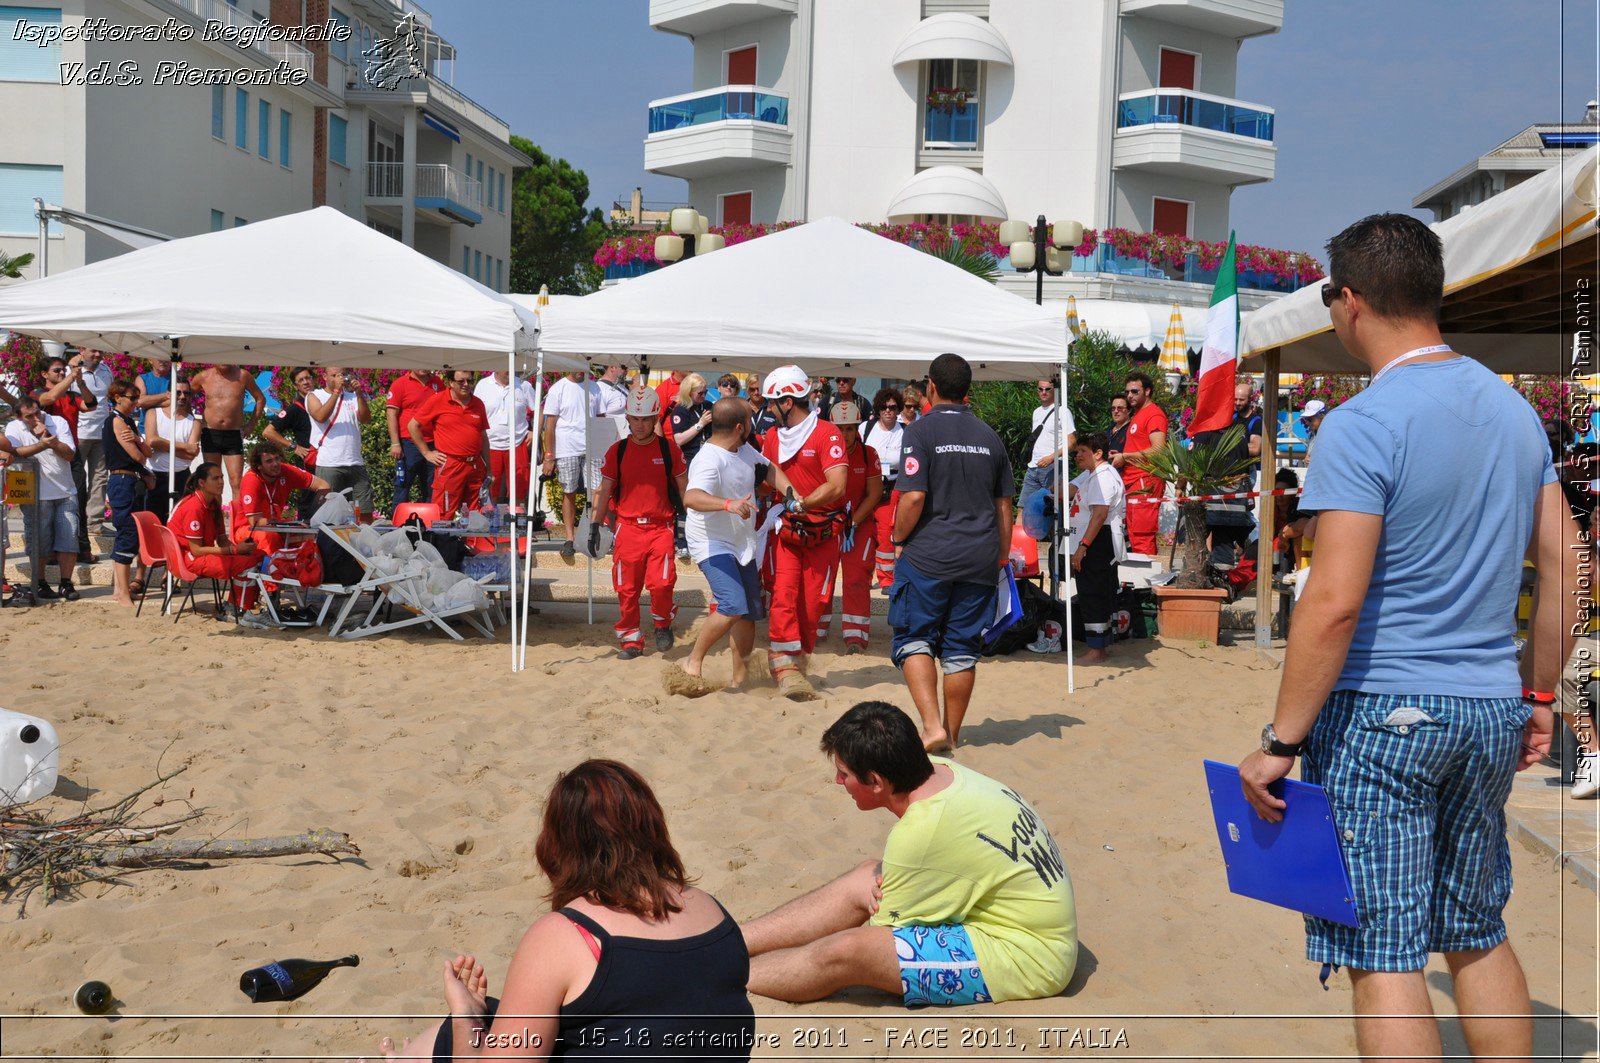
left=891, top=13, right=1014, bottom=66
left=886, top=166, right=1008, bottom=222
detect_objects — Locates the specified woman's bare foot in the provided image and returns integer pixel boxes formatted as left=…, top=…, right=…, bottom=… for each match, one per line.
left=1079, top=648, right=1110, bottom=664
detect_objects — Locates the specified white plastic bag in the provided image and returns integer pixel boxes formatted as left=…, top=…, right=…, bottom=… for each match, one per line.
left=309, top=492, right=354, bottom=528
left=351, top=525, right=382, bottom=557
left=440, top=579, right=486, bottom=612
left=463, top=510, right=490, bottom=532
left=426, top=567, right=468, bottom=596
left=378, top=528, right=415, bottom=559
left=367, top=554, right=400, bottom=578
left=414, top=541, right=445, bottom=569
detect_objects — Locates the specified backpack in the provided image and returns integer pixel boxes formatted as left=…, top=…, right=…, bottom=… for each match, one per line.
left=983, top=578, right=1066, bottom=656
left=613, top=435, right=684, bottom=517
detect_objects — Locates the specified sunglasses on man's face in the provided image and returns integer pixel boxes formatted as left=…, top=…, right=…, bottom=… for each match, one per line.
left=1038, top=386, right=1055, bottom=393
left=882, top=404, right=901, bottom=412
left=1125, top=387, right=1143, bottom=396
left=1321, top=282, right=1357, bottom=308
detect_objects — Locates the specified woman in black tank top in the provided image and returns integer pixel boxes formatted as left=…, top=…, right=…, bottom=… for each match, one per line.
left=370, top=761, right=754, bottom=1061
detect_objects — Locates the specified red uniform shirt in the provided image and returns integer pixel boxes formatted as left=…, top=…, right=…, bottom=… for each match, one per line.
left=387, top=373, right=444, bottom=442
left=44, top=393, right=87, bottom=444
left=655, top=376, right=682, bottom=418
left=1121, top=402, right=1170, bottom=484
left=234, top=464, right=315, bottom=538
left=762, top=419, right=849, bottom=513
left=169, top=493, right=223, bottom=557
left=844, top=442, right=881, bottom=509
left=601, top=434, right=687, bottom=521
left=412, top=391, right=490, bottom=457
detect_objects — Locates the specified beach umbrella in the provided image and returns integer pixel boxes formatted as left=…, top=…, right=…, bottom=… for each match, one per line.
left=1159, top=303, right=1189, bottom=377
left=1065, top=295, right=1081, bottom=339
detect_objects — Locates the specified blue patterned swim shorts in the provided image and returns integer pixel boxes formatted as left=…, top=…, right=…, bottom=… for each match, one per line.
left=892, top=924, right=992, bottom=1007
left=1302, top=690, right=1530, bottom=973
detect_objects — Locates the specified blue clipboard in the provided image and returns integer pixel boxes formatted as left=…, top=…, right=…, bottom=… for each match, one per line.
left=1204, top=760, right=1360, bottom=928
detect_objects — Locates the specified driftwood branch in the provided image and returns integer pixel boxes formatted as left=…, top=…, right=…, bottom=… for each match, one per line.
left=97, top=830, right=359, bottom=867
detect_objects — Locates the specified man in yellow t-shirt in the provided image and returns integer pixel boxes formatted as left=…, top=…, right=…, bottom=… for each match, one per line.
left=742, top=701, right=1078, bottom=1005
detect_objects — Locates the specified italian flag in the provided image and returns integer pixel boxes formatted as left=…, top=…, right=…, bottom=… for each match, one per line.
left=1187, top=232, right=1238, bottom=437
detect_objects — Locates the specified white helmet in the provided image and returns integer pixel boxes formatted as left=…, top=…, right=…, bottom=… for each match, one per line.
left=625, top=385, right=660, bottom=418
left=762, top=364, right=810, bottom=401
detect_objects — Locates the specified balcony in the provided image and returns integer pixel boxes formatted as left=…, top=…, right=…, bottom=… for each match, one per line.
left=644, top=86, right=792, bottom=179
left=649, top=0, right=797, bottom=35
left=1119, top=0, right=1283, bottom=39
left=1112, top=88, right=1276, bottom=184
left=346, top=74, right=511, bottom=143
left=166, top=0, right=313, bottom=74
left=365, top=162, right=482, bottom=225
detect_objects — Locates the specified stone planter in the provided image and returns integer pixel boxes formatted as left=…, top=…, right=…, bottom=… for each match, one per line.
left=1152, top=585, right=1229, bottom=643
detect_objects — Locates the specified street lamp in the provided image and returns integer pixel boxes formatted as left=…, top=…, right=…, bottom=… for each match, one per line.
left=1000, top=215, right=1084, bottom=305
left=654, top=208, right=725, bottom=264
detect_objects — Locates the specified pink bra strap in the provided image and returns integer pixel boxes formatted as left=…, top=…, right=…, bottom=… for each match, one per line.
left=563, top=915, right=602, bottom=961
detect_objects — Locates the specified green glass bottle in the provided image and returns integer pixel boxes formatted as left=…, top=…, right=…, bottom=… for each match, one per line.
left=239, top=955, right=359, bottom=1002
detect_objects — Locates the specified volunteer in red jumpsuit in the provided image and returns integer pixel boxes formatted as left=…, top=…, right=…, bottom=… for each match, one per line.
left=410, top=370, right=493, bottom=519
left=1109, top=371, right=1169, bottom=555
left=234, top=441, right=329, bottom=555
left=759, top=365, right=850, bottom=698
left=814, top=400, right=883, bottom=652
left=588, top=385, right=689, bottom=660
left=167, top=461, right=261, bottom=613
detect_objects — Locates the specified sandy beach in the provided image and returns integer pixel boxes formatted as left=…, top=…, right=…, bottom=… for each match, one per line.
left=0, top=589, right=1595, bottom=1061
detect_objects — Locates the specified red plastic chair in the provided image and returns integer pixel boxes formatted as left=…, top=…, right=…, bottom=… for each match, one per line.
left=391, top=502, right=441, bottom=527
left=156, top=526, right=225, bottom=623
left=131, top=511, right=169, bottom=617
left=1010, top=525, right=1041, bottom=579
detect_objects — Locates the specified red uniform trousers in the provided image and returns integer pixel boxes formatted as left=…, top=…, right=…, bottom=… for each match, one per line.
left=872, top=490, right=898, bottom=589
left=816, top=522, right=876, bottom=647
left=487, top=440, right=531, bottom=505
left=187, top=552, right=260, bottom=610
left=431, top=454, right=487, bottom=518
left=1124, top=472, right=1162, bottom=555
left=768, top=533, right=841, bottom=668
left=611, top=521, right=677, bottom=650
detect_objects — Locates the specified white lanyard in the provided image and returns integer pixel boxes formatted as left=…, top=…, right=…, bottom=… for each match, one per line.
left=1372, top=344, right=1453, bottom=383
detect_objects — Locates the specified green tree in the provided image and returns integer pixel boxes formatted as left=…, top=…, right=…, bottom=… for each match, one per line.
left=507, top=135, right=607, bottom=295
left=0, top=250, right=35, bottom=279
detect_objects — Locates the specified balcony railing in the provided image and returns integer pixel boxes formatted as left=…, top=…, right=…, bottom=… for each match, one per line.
left=647, top=86, right=790, bottom=136
left=1116, top=88, right=1274, bottom=141
left=923, top=101, right=980, bottom=147
left=365, top=162, right=483, bottom=213
left=992, top=244, right=1306, bottom=293
left=172, top=0, right=313, bottom=74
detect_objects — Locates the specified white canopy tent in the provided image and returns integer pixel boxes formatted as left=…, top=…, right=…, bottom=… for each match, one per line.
left=1237, top=146, right=1599, bottom=654
left=534, top=216, right=1079, bottom=687
left=0, top=206, right=583, bottom=668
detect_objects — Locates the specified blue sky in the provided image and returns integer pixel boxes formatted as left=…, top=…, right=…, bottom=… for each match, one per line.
left=434, top=0, right=1597, bottom=258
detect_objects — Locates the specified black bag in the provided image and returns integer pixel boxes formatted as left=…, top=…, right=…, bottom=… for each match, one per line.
left=403, top=515, right=469, bottom=572
left=1070, top=583, right=1154, bottom=642
left=983, top=578, right=1066, bottom=656
left=316, top=529, right=364, bottom=586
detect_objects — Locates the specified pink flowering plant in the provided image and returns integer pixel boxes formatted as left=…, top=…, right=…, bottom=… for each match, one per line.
left=1512, top=376, right=1586, bottom=433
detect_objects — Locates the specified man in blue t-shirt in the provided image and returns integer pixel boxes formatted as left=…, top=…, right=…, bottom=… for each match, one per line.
left=1237, top=213, right=1580, bottom=1061
left=890, top=353, right=1013, bottom=753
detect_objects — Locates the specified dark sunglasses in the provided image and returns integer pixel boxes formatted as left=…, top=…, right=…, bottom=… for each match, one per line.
left=1320, top=282, right=1357, bottom=308
left=1037, top=386, right=1055, bottom=393
left=1124, top=387, right=1142, bottom=395
left=881, top=403, right=901, bottom=411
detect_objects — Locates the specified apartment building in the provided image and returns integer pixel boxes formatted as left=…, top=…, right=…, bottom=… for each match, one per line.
left=1414, top=101, right=1600, bottom=222
left=0, top=0, right=528, bottom=290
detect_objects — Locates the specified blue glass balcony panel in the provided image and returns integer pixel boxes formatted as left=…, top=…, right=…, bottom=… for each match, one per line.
left=923, top=102, right=980, bottom=145
left=648, top=89, right=789, bottom=135
left=1117, top=92, right=1274, bottom=141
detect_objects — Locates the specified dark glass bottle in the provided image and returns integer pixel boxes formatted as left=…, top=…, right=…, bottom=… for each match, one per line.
left=239, top=955, right=359, bottom=1003
left=73, top=981, right=114, bottom=1015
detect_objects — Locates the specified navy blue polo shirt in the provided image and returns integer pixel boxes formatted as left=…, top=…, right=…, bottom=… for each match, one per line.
left=897, top=403, right=1013, bottom=585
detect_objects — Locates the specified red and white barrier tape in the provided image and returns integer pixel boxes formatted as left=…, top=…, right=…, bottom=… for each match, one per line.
left=1125, top=487, right=1303, bottom=505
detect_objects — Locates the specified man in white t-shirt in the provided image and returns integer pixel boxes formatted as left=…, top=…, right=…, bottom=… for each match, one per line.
left=585, top=364, right=629, bottom=493
left=540, top=370, right=589, bottom=556
left=69, top=348, right=114, bottom=539
left=1018, top=379, right=1076, bottom=543
left=306, top=366, right=374, bottom=519
left=474, top=371, right=537, bottom=505
left=676, top=397, right=768, bottom=693
left=4, top=395, right=80, bottom=601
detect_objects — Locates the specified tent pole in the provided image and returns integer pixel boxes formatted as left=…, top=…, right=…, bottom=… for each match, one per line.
left=1255, top=350, right=1280, bottom=660
left=36, top=199, right=47, bottom=279
left=1059, top=359, right=1073, bottom=696
left=507, top=349, right=518, bottom=673
left=520, top=351, right=545, bottom=671
left=165, top=342, right=180, bottom=613
left=585, top=366, right=593, bottom=626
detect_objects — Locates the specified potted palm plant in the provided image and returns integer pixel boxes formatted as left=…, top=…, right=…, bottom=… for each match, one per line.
left=1130, top=422, right=1256, bottom=642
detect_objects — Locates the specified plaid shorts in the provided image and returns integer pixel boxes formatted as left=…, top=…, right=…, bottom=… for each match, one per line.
left=554, top=455, right=585, bottom=494
left=1301, top=690, right=1530, bottom=972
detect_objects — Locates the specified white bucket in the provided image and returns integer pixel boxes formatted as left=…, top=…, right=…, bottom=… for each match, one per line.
left=0, top=708, right=60, bottom=807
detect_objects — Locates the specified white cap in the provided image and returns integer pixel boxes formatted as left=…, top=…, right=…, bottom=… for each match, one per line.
left=762, top=364, right=810, bottom=400
left=1302, top=399, right=1327, bottom=419
left=829, top=400, right=862, bottom=426
left=625, top=385, right=660, bottom=418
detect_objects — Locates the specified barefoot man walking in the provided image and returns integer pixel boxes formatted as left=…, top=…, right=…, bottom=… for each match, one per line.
left=190, top=363, right=265, bottom=497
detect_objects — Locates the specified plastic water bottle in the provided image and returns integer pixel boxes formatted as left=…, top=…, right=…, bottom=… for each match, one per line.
left=489, top=504, right=502, bottom=535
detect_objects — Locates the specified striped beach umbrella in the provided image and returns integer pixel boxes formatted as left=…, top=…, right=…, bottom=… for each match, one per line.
left=1159, top=303, right=1188, bottom=377
left=1065, top=294, right=1082, bottom=339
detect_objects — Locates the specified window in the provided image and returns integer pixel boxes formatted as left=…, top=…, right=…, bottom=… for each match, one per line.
left=473, top=249, right=481, bottom=280
left=279, top=110, right=292, bottom=167
left=0, top=6, right=61, bottom=82
left=719, top=191, right=752, bottom=226
left=210, top=209, right=225, bottom=231
left=923, top=58, right=981, bottom=147
left=0, top=163, right=63, bottom=235
left=1152, top=197, right=1191, bottom=236
left=235, top=89, right=248, bottom=149
left=1158, top=48, right=1198, bottom=90
left=465, top=152, right=473, bottom=179
left=234, top=216, right=248, bottom=227
left=211, top=85, right=226, bottom=139
left=498, top=172, right=505, bottom=212
left=329, top=114, right=348, bottom=167
left=462, top=246, right=470, bottom=274
left=495, top=258, right=503, bottom=291
left=475, top=159, right=484, bottom=191
left=329, top=8, right=349, bottom=64
left=258, top=100, right=270, bottom=158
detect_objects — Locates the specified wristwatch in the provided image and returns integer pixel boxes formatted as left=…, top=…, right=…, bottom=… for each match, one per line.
left=1259, top=723, right=1303, bottom=758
